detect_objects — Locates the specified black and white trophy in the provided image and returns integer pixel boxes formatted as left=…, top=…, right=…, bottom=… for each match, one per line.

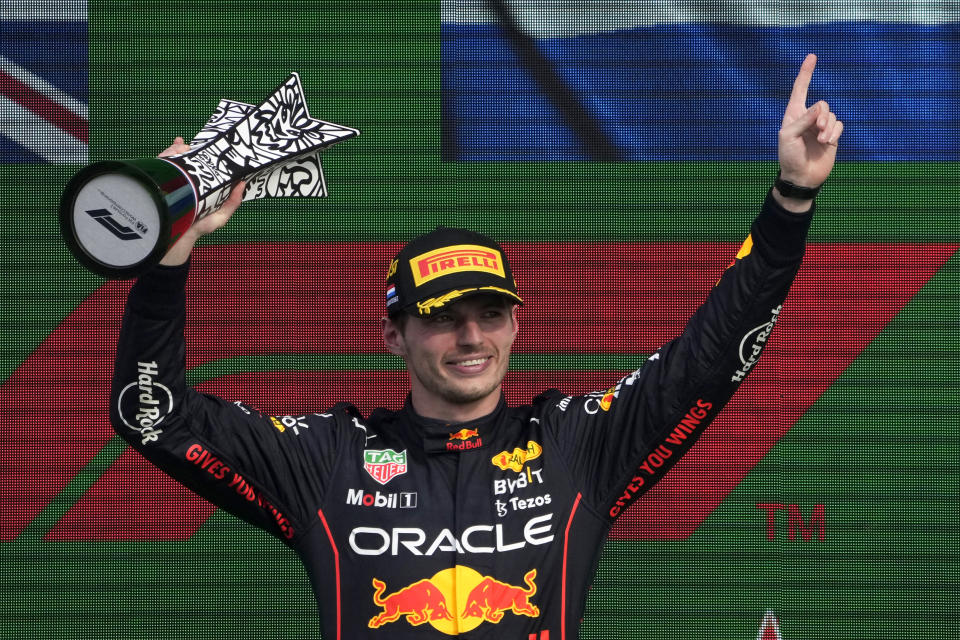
left=59, top=73, right=359, bottom=279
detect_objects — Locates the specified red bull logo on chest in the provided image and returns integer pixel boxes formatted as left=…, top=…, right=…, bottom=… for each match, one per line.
left=369, top=578, right=454, bottom=629
left=447, top=427, right=482, bottom=450
left=369, top=565, right=540, bottom=634
left=449, top=428, right=479, bottom=441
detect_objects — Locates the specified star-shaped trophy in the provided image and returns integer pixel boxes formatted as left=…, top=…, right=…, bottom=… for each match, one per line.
left=59, top=73, right=359, bottom=279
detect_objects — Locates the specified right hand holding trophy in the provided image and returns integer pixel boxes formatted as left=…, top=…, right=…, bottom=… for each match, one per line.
left=59, top=73, right=358, bottom=279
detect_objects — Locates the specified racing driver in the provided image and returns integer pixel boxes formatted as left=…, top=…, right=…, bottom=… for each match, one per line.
left=110, top=54, right=842, bottom=639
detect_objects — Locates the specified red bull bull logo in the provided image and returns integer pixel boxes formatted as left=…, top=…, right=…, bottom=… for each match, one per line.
left=369, top=565, right=540, bottom=634
left=461, top=568, right=540, bottom=623
left=447, top=427, right=482, bottom=451
left=449, top=428, right=479, bottom=441
left=368, top=578, right=454, bottom=629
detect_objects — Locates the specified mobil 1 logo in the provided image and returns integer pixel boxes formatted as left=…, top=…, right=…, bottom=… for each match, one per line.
left=347, top=488, right=418, bottom=509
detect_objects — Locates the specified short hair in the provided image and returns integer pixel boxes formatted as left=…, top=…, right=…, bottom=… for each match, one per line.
left=388, top=311, right=410, bottom=334
left=388, top=296, right=517, bottom=336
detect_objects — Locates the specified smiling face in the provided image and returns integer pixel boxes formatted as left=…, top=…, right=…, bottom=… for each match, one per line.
left=382, top=294, right=519, bottom=422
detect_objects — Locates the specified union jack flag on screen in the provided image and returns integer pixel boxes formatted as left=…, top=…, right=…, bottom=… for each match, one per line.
left=0, top=0, right=88, bottom=163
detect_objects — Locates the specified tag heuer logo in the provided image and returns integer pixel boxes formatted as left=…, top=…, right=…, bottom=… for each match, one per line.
left=364, top=449, right=408, bottom=485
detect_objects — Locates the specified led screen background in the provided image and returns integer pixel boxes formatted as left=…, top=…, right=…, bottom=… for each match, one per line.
left=1, top=1, right=958, bottom=638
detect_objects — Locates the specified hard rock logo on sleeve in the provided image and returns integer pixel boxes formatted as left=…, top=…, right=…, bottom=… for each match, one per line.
left=116, top=361, right=172, bottom=444
left=731, top=305, right=782, bottom=382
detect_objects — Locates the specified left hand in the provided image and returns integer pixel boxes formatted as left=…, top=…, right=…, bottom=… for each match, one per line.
left=158, top=137, right=246, bottom=266
left=778, top=54, right=843, bottom=188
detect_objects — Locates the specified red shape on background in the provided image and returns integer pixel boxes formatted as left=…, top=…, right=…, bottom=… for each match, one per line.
left=758, top=612, right=784, bottom=640
left=0, top=242, right=954, bottom=541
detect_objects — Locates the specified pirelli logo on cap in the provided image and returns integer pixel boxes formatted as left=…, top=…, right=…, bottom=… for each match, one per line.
left=410, top=244, right=505, bottom=287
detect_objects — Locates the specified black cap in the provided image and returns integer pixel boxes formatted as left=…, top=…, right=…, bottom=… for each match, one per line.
left=385, top=227, right=522, bottom=317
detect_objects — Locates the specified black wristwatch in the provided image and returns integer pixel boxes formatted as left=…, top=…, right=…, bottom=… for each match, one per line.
left=774, top=170, right=823, bottom=200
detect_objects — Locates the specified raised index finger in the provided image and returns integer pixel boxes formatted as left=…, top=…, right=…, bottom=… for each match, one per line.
left=789, top=53, right=818, bottom=108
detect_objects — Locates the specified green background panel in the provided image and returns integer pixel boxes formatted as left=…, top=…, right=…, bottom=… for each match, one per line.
left=1, top=1, right=957, bottom=639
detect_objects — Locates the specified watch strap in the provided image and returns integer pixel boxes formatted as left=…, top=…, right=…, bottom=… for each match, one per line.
left=774, top=170, right=823, bottom=199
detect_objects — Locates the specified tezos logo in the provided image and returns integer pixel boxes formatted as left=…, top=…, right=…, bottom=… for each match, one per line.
left=117, top=361, right=172, bottom=444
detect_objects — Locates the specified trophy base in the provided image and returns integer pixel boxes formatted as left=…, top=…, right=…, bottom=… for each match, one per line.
left=59, top=159, right=196, bottom=279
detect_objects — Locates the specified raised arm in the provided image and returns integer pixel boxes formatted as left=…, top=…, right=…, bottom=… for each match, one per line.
left=109, top=143, right=337, bottom=542
left=546, top=55, right=843, bottom=519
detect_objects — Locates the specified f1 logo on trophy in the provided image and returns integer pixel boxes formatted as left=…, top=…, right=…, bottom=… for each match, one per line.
left=59, top=73, right=358, bottom=279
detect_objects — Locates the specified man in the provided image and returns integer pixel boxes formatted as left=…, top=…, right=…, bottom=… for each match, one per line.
left=111, top=54, right=842, bottom=639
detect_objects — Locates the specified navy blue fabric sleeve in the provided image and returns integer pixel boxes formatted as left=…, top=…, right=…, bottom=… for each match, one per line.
left=544, top=189, right=813, bottom=521
left=111, top=262, right=341, bottom=544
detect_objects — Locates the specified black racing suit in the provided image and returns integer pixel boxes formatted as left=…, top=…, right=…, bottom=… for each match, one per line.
left=111, top=190, right=813, bottom=639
